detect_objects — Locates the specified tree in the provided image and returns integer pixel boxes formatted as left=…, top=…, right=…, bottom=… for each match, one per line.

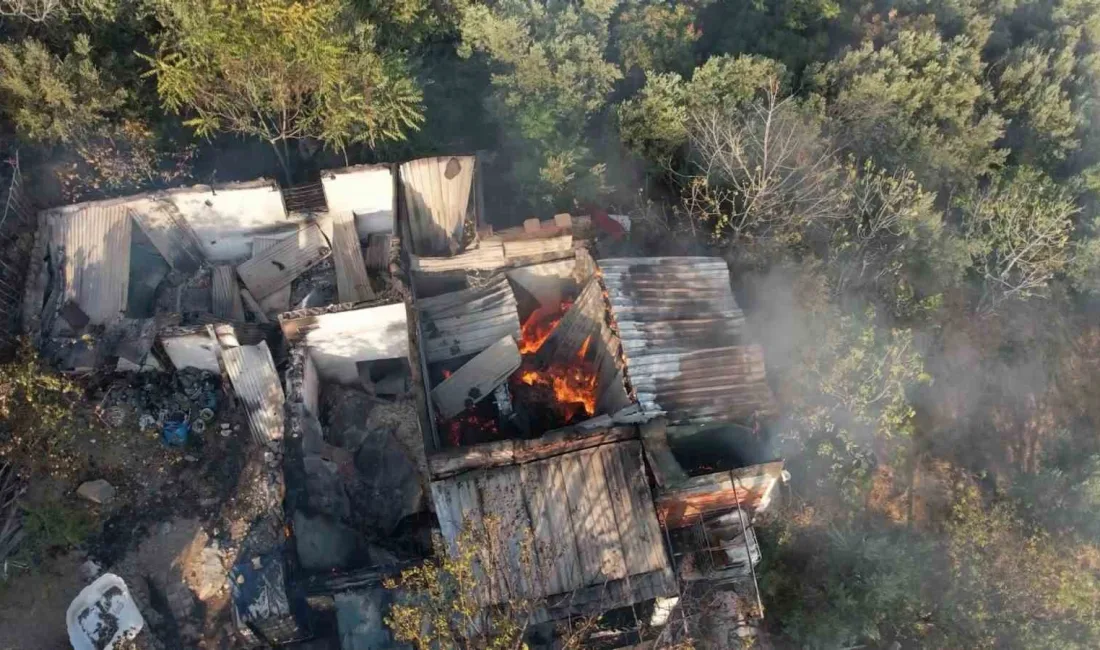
left=617, top=54, right=786, bottom=164
left=818, top=27, right=1006, bottom=189
left=458, top=0, right=622, bottom=207
left=612, top=1, right=699, bottom=75
left=0, top=0, right=114, bottom=22
left=0, top=34, right=126, bottom=145
left=683, top=84, right=845, bottom=243
left=145, top=0, right=423, bottom=181
left=959, top=166, right=1078, bottom=306
left=993, top=44, right=1081, bottom=166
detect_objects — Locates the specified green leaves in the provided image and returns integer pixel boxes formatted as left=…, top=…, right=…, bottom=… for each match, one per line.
left=0, top=34, right=126, bottom=145
left=146, top=0, right=423, bottom=155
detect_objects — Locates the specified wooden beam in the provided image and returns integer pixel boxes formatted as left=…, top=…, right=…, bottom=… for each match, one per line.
left=239, top=288, right=270, bottom=324
left=638, top=417, right=688, bottom=488
left=654, top=460, right=785, bottom=528
left=431, top=335, right=521, bottom=420
left=332, top=210, right=374, bottom=303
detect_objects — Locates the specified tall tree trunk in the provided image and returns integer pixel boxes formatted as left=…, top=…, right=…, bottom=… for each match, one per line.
left=270, top=139, right=292, bottom=186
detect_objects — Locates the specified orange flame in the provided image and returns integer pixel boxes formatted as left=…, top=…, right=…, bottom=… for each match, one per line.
left=517, top=335, right=598, bottom=421
left=518, top=301, right=572, bottom=354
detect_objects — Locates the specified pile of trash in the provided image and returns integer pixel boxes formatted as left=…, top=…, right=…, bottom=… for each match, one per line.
left=96, top=368, right=222, bottom=446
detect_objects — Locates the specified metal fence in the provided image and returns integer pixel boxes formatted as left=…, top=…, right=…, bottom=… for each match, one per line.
left=0, top=154, right=36, bottom=359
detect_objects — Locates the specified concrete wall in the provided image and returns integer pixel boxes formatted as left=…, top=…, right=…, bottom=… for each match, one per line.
left=301, top=303, right=410, bottom=385
left=321, top=165, right=394, bottom=241
left=159, top=181, right=291, bottom=261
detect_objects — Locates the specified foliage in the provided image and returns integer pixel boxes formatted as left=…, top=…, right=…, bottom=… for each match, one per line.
left=385, top=518, right=535, bottom=649
left=0, top=0, right=116, bottom=23
left=612, top=1, right=699, bottom=75
left=145, top=0, right=423, bottom=175
left=941, top=485, right=1100, bottom=649
left=759, top=513, right=929, bottom=649
left=0, top=342, right=88, bottom=480
left=993, top=44, right=1081, bottom=166
left=0, top=34, right=126, bottom=145
left=817, top=26, right=1005, bottom=188
left=778, top=295, right=930, bottom=503
left=959, top=166, right=1078, bottom=306
left=15, top=499, right=93, bottom=562
left=683, top=87, right=844, bottom=243
left=458, top=0, right=622, bottom=207
left=618, top=54, right=787, bottom=163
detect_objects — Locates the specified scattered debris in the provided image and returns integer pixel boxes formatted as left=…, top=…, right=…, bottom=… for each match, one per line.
left=66, top=573, right=145, bottom=650
left=76, top=480, right=116, bottom=505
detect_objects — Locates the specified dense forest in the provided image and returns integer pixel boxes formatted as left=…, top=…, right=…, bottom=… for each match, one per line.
left=3, top=0, right=1100, bottom=647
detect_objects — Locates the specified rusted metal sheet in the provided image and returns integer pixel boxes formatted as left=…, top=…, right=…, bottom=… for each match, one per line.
left=236, top=222, right=330, bottom=301
left=399, top=156, right=474, bottom=256
left=654, top=461, right=785, bottom=528
left=212, top=266, right=245, bottom=321
left=221, top=341, right=286, bottom=445
left=429, top=440, right=671, bottom=611
left=601, top=256, right=774, bottom=426
left=48, top=204, right=132, bottom=325
left=416, top=274, right=520, bottom=364
left=130, top=200, right=205, bottom=274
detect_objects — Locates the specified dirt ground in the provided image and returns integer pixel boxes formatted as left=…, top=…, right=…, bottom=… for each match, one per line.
left=0, top=372, right=276, bottom=650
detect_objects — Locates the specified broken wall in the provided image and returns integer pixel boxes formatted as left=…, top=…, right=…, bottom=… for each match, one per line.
left=321, top=165, right=395, bottom=241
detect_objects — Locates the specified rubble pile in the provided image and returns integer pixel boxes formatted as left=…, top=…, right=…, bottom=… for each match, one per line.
left=95, top=368, right=222, bottom=445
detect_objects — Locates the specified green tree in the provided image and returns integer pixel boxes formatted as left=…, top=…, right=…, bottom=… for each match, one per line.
left=817, top=26, right=1005, bottom=189
left=959, top=166, right=1078, bottom=306
left=617, top=54, right=787, bottom=163
left=145, top=0, right=423, bottom=181
left=458, top=0, right=622, bottom=207
left=612, top=1, right=699, bottom=75
left=0, top=34, right=126, bottom=145
left=993, top=44, right=1081, bottom=166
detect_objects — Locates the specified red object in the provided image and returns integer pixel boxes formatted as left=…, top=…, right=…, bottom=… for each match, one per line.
left=590, top=208, right=626, bottom=240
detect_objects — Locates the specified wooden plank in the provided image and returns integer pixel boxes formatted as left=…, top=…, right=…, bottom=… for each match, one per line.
left=564, top=448, right=626, bottom=585
left=237, top=222, right=330, bottom=300
left=503, top=234, right=573, bottom=260
left=619, top=441, right=671, bottom=573
left=540, top=456, right=584, bottom=594
left=252, top=235, right=293, bottom=314
left=429, top=440, right=516, bottom=478
left=411, top=242, right=505, bottom=272
left=432, top=335, right=522, bottom=420
left=521, top=461, right=561, bottom=597
left=512, top=425, right=636, bottom=464
left=451, top=475, right=494, bottom=606
left=601, top=444, right=649, bottom=578
left=212, top=266, right=245, bottom=321
left=332, top=210, right=374, bottom=303
left=423, top=322, right=520, bottom=364
left=476, top=467, right=537, bottom=600
left=638, top=418, right=688, bottom=488
left=416, top=274, right=508, bottom=315
left=655, top=461, right=785, bottom=528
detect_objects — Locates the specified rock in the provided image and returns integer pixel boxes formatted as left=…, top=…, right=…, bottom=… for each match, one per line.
left=353, top=428, right=423, bottom=534
left=191, top=547, right=226, bottom=600
left=80, top=559, right=102, bottom=581
left=184, top=454, right=199, bottom=462
left=292, top=511, right=361, bottom=571
left=76, top=479, right=116, bottom=504
left=303, top=456, right=351, bottom=520
left=336, top=590, right=398, bottom=650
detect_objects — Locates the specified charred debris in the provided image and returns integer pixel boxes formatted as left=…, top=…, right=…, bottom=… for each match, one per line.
left=17, top=155, right=787, bottom=648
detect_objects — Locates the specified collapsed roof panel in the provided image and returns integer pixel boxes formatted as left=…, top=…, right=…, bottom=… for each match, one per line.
left=158, top=180, right=288, bottom=261
left=250, top=235, right=293, bottom=315
left=222, top=340, right=285, bottom=446
left=400, top=156, right=474, bottom=256
left=236, top=222, right=331, bottom=301
left=602, top=257, right=776, bottom=426
left=416, top=275, right=520, bottom=364
left=129, top=199, right=205, bottom=274
left=47, top=204, right=132, bottom=325
left=430, top=440, right=674, bottom=614
left=331, top=210, right=374, bottom=304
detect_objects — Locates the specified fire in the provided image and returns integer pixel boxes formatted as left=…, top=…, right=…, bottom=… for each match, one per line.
left=519, top=301, right=572, bottom=354
left=445, top=411, right=499, bottom=446
left=516, top=335, right=598, bottom=421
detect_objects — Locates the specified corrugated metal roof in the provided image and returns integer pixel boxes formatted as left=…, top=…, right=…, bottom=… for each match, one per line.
left=49, top=205, right=132, bottom=325
left=602, top=257, right=775, bottom=425
left=417, top=275, right=520, bottom=363
left=429, top=440, right=673, bottom=610
left=400, top=156, right=474, bottom=256
left=251, top=235, right=293, bottom=314
left=222, top=341, right=285, bottom=446
left=130, top=199, right=205, bottom=274
left=236, top=222, right=330, bottom=301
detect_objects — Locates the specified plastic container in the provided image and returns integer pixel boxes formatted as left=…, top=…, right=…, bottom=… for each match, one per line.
left=66, top=573, right=145, bottom=650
